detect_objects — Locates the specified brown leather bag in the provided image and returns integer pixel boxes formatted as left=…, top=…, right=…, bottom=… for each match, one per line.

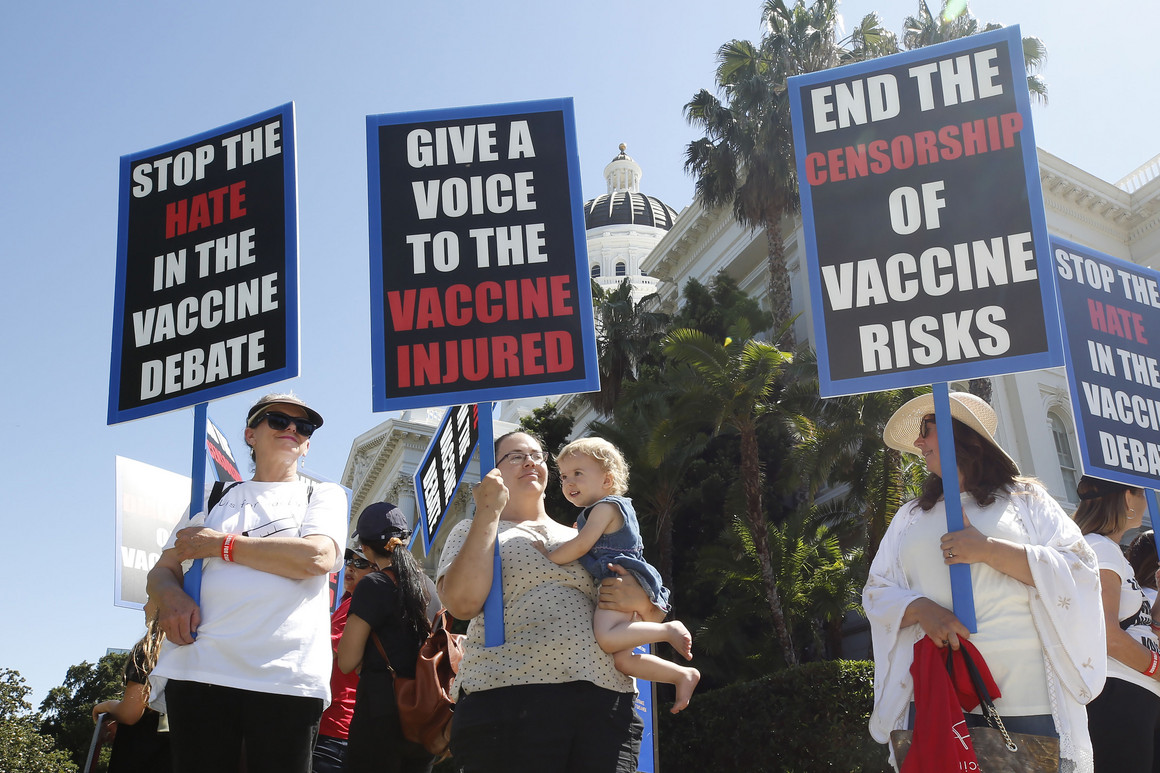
left=372, top=608, right=464, bottom=757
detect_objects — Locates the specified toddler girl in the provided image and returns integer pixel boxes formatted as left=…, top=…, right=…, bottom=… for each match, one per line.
left=543, top=437, right=700, bottom=712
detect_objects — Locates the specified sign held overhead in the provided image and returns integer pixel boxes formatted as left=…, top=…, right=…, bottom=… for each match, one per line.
left=109, top=103, right=300, bottom=424
left=788, top=27, right=1063, bottom=397
left=366, top=99, right=600, bottom=412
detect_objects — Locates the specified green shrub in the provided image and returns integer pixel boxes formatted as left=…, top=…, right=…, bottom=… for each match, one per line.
left=656, top=660, right=891, bottom=772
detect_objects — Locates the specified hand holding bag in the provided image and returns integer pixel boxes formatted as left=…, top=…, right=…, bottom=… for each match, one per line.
left=890, top=638, right=1059, bottom=772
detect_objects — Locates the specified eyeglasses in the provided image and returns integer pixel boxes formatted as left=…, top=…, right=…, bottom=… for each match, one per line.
left=345, top=557, right=371, bottom=570
left=919, top=416, right=936, bottom=439
left=497, top=450, right=547, bottom=467
left=255, top=411, right=317, bottom=438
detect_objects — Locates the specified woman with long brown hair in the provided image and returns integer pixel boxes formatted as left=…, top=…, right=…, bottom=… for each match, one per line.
left=1074, top=476, right=1160, bottom=771
left=863, top=392, right=1105, bottom=772
left=93, top=609, right=171, bottom=772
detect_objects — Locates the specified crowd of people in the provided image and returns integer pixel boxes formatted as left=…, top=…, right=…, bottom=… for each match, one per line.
left=93, top=389, right=1160, bottom=773
left=96, top=395, right=683, bottom=773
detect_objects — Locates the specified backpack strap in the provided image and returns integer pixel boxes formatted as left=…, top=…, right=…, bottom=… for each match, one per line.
left=206, top=480, right=307, bottom=512
left=207, top=481, right=242, bottom=512
left=371, top=631, right=396, bottom=674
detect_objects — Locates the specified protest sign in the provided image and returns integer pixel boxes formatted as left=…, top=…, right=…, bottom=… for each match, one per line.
left=1053, top=237, right=1160, bottom=489
left=414, top=404, right=480, bottom=553
left=114, top=456, right=189, bottom=609
left=109, top=103, right=299, bottom=424
left=366, top=98, right=599, bottom=412
left=788, top=26, right=1062, bottom=397
left=206, top=415, right=243, bottom=482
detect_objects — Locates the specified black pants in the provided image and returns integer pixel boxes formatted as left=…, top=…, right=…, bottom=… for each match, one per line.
left=449, top=681, right=642, bottom=773
left=165, top=680, right=323, bottom=773
left=344, top=671, right=434, bottom=773
left=1087, top=676, right=1160, bottom=773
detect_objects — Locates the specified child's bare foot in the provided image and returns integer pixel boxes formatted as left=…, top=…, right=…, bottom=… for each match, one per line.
left=665, top=621, right=693, bottom=660
left=670, top=667, right=700, bottom=713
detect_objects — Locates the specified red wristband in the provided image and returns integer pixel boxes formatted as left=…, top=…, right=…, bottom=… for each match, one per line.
left=1145, top=650, right=1159, bottom=678
left=221, top=534, right=236, bottom=562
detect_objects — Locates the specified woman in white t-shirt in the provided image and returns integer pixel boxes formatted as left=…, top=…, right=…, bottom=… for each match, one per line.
left=146, top=393, right=347, bottom=773
left=1074, top=476, right=1160, bottom=772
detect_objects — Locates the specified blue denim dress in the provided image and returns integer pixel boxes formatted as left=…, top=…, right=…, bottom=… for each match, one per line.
left=577, top=495, right=671, bottom=612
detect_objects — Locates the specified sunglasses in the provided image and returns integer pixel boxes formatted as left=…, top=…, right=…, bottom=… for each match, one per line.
left=255, top=411, right=317, bottom=438
left=345, top=557, right=371, bottom=570
left=919, top=416, right=936, bottom=439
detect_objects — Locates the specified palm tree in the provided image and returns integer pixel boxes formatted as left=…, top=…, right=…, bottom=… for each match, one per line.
left=662, top=324, right=798, bottom=664
left=781, top=349, right=927, bottom=564
left=902, top=1, right=1048, bottom=103
left=685, top=0, right=893, bottom=346
left=590, top=385, right=709, bottom=586
left=585, top=281, right=669, bottom=417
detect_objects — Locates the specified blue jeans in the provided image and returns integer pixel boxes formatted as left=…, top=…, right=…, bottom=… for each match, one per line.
left=907, top=703, right=1058, bottom=737
left=312, top=734, right=348, bottom=773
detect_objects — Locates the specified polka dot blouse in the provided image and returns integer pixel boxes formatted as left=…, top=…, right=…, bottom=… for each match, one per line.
left=437, top=517, right=635, bottom=695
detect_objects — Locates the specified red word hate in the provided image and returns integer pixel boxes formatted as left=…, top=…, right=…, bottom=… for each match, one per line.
left=1089, top=299, right=1147, bottom=344
left=166, top=182, right=247, bottom=238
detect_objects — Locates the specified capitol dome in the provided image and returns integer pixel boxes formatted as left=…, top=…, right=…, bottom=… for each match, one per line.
left=582, top=145, right=678, bottom=303
left=583, top=144, right=678, bottom=230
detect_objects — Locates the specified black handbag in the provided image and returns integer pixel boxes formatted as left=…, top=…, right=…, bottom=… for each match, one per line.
left=890, top=645, right=1059, bottom=772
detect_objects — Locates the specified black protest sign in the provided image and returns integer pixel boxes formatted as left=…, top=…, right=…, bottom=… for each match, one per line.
left=788, top=27, right=1062, bottom=397
left=109, top=104, right=298, bottom=424
left=1054, top=237, right=1160, bottom=488
left=367, top=99, right=599, bottom=412
left=414, top=404, right=479, bottom=552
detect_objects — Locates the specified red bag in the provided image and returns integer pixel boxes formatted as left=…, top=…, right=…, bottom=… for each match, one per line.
left=373, top=609, right=464, bottom=757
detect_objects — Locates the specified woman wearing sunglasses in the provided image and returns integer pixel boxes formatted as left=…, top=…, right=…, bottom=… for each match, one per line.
left=146, top=393, right=349, bottom=773
left=863, top=392, right=1105, bottom=772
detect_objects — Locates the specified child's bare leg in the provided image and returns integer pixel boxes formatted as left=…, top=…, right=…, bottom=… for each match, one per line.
left=594, top=608, right=693, bottom=660
left=612, top=649, right=701, bottom=713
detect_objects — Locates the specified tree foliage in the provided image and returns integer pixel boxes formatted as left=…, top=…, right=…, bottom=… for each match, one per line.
left=0, top=668, right=78, bottom=773
left=39, top=651, right=128, bottom=770
left=518, top=401, right=576, bottom=523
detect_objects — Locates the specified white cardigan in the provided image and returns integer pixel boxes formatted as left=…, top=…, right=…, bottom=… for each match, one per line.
left=863, top=482, right=1106, bottom=773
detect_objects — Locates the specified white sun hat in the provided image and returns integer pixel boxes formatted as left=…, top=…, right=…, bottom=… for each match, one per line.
left=882, top=391, right=1018, bottom=472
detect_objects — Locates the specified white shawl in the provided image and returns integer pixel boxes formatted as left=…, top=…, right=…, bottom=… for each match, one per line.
left=863, top=482, right=1105, bottom=773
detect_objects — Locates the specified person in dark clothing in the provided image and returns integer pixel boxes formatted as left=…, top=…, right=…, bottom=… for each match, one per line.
left=93, top=611, right=171, bottom=772
left=338, top=502, right=437, bottom=773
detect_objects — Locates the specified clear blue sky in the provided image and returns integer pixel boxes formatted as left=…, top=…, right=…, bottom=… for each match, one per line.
left=1, top=0, right=1155, bottom=708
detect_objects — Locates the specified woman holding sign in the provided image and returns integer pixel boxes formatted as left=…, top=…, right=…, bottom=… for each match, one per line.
left=436, top=431, right=664, bottom=773
left=146, top=393, right=348, bottom=773
left=1074, top=476, right=1160, bottom=773
left=863, top=392, right=1104, bottom=772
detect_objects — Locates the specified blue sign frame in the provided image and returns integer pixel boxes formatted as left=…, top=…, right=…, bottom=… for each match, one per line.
left=788, top=27, right=1062, bottom=397
left=366, top=98, right=600, bottom=412
left=1052, top=236, right=1160, bottom=489
left=108, top=103, right=300, bottom=424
